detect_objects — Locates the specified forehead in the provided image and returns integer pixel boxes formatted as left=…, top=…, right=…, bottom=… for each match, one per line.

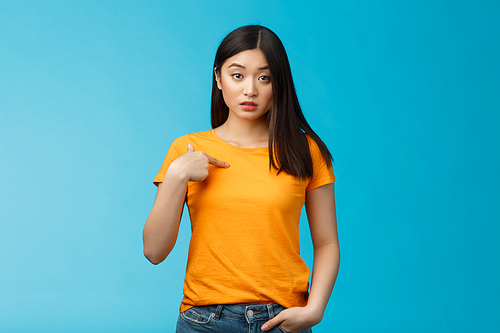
left=223, top=49, right=269, bottom=70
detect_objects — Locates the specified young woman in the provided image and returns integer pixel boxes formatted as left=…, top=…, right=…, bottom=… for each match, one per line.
left=143, top=25, right=340, bottom=333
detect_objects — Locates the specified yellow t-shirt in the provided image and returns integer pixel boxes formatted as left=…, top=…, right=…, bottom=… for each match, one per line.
left=153, top=129, right=335, bottom=312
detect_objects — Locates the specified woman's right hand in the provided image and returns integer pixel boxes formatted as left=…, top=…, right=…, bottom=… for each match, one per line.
left=168, top=143, right=230, bottom=182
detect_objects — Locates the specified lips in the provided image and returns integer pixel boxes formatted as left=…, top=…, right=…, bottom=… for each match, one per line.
left=240, top=101, right=257, bottom=106
left=240, top=101, right=258, bottom=111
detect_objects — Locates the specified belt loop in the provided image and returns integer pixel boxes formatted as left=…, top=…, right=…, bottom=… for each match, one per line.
left=214, top=305, right=224, bottom=319
left=267, top=303, right=274, bottom=318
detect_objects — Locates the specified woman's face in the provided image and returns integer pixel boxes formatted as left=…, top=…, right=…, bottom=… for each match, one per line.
left=215, top=49, right=273, bottom=123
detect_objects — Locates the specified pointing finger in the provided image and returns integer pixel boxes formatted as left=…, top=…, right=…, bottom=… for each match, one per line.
left=187, top=143, right=194, bottom=153
left=206, top=154, right=230, bottom=168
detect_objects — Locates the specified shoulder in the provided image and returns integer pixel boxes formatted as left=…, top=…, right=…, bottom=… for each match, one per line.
left=304, top=133, right=333, bottom=168
left=304, top=134, right=315, bottom=146
left=169, top=129, right=215, bottom=149
left=304, top=134, right=321, bottom=156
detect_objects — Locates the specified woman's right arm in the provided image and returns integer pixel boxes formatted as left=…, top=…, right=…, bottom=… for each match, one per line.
left=143, top=171, right=188, bottom=265
left=142, top=143, right=229, bottom=265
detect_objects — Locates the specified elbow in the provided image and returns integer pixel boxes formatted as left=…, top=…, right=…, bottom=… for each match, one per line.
left=335, top=244, right=341, bottom=261
left=142, top=230, right=176, bottom=265
left=145, top=255, right=163, bottom=265
left=143, top=248, right=167, bottom=265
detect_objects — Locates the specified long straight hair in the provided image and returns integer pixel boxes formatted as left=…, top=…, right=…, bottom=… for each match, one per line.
left=211, top=25, right=332, bottom=179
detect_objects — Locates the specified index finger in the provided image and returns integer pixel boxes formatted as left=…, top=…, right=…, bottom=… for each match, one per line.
left=206, top=154, right=230, bottom=168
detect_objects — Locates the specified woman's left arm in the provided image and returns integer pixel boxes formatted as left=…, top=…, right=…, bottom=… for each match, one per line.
left=262, top=183, right=339, bottom=332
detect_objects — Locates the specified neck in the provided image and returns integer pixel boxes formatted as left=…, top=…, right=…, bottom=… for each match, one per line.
left=215, top=113, right=269, bottom=148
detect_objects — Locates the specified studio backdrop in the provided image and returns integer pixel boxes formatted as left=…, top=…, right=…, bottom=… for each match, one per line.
left=0, top=1, right=498, bottom=332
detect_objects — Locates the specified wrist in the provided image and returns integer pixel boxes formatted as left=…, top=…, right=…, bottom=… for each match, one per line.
left=304, top=303, right=325, bottom=325
left=164, top=163, right=189, bottom=185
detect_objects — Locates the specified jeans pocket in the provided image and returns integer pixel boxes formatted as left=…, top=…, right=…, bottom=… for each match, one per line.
left=180, top=306, right=215, bottom=325
left=276, top=326, right=312, bottom=333
left=276, top=325, right=289, bottom=333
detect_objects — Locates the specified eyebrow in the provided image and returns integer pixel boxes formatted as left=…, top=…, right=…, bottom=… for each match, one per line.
left=227, top=63, right=270, bottom=71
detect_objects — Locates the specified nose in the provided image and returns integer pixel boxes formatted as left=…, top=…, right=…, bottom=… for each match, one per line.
left=243, top=79, right=257, bottom=97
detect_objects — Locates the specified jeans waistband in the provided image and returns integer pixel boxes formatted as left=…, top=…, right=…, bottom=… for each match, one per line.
left=198, top=303, right=285, bottom=323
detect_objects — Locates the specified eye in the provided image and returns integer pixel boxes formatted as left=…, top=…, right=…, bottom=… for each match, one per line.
left=259, top=75, right=271, bottom=82
left=231, top=73, right=243, bottom=79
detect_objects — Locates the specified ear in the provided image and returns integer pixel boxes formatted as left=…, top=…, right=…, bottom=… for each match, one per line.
left=214, top=67, right=222, bottom=90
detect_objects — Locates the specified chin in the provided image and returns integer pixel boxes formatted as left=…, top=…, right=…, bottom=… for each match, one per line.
left=241, top=114, right=268, bottom=122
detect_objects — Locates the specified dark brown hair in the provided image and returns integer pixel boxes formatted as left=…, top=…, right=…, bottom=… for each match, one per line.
left=211, top=25, right=332, bottom=179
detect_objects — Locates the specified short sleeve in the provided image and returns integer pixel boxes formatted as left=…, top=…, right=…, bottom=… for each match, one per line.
left=306, top=137, right=335, bottom=191
left=153, top=137, right=185, bottom=186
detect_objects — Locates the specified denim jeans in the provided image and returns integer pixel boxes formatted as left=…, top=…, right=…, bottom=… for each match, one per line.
left=176, top=302, right=312, bottom=333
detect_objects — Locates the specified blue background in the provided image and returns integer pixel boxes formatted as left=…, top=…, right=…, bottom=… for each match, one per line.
left=1, top=1, right=499, bottom=332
